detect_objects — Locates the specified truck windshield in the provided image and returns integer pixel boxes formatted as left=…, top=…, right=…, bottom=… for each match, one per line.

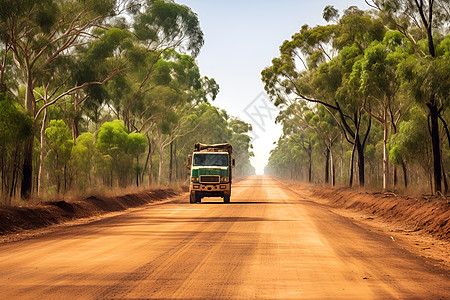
left=193, top=154, right=228, bottom=167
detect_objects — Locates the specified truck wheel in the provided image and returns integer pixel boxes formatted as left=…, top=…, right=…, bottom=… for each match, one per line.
left=195, top=192, right=202, bottom=203
left=190, top=193, right=196, bottom=204
left=224, top=195, right=230, bottom=203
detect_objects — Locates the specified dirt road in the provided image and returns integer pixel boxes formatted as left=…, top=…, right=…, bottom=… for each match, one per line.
left=0, top=176, right=448, bottom=299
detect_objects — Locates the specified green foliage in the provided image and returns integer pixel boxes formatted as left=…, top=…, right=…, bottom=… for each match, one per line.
left=128, top=133, right=148, bottom=157
left=0, top=93, right=33, bottom=200
left=71, top=133, right=96, bottom=190
left=45, top=120, right=74, bottom=161
left=262, top=3, right=450, bottom=190
left=97, top=120, right=129, bottom=155
left=389, top=107, right=431, bottom=170
left=398, top=54, right=450, bottom=109
left=95, top=121, right=149, bottom=187
left=134, top=0, right=204, bottom=57
left=1, top=0, right=249, bottom=197
left=45, top=120, right=74, bottom=193
left=0, top=93, right=32, bottom=145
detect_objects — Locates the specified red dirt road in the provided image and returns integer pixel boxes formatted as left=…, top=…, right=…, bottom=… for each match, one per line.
left=0, top=176, right=448, bottom=299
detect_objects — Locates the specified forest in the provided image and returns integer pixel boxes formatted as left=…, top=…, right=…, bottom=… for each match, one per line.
left=262, top=0, right=449, bottom=194
left=0, top=0, right=255, bottom=204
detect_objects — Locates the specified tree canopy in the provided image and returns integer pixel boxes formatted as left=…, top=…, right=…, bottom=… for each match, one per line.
left=263, top=2, right=449, bottom=193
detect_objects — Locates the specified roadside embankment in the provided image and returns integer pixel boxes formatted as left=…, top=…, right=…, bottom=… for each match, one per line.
left=0, top=188, right=179, bottom=236
left=304, top=186, right=449, bottom=241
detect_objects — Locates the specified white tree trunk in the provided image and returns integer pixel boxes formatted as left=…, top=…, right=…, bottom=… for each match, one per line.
left=383, top=108, right=389, bottom=191
left=158, top=144, right=163, bottom=185
left=37, top=107, right=47, bottom=196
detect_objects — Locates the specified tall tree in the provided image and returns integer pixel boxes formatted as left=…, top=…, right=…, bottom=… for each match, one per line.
left=262, top=8, right=384, bottom=186
left=367, top=0, right=450, bottom=192
left=0, top=0, right=122, bottom=198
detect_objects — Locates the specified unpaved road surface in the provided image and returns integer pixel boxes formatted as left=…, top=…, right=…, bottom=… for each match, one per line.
left=0, top=176, right=448, bottom=299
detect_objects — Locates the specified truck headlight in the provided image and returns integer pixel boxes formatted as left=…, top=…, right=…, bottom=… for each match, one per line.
left=191, top=177, right=198, bottom=183
left=221, top=177, right=228, bottom=183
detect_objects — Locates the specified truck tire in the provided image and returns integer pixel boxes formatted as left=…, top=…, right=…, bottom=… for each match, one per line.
left=195, top=192, right=202, bottom=203
left=190, top=193, right=196, bottom=204
left=224, top=195, right=230, bottom=203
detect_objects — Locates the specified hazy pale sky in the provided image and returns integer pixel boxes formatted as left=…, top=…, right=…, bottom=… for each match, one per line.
left=177, top=0, right=370, bottom=174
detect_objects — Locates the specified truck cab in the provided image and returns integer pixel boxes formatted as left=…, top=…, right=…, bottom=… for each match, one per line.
left=189, top=143, right=234, bottom=203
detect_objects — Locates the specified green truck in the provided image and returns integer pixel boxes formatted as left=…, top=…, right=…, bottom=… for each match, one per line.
left=188, top=143, right=234, bottom=203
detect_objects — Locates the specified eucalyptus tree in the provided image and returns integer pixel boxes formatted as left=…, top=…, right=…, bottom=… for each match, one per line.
left=118, top=0, right=204, bottom=132
left=0, top=0, right=128, bottom=198
left=275, top=103, right=317, bottom=183
left=128, top=132, right=148, bottom=187
left=32, top=27, right=130, bottom=195
left=70, top=132, right=95, bottom=191
left=389, top=106, right=433, bottom=191
left=96, top=120, right=130, bottom=187
left=367, top=0, right=450, bottom=192
left=105, top=0, right=205, bottom=186
left=69, top=27, right=132, bottom=141
left=352, top=32, right=410, bottom=190
left=307, top=105, right=341, bottom=185
left=262, top=7, right=384, bottom=187
left=44, top=120, right=74, bottom=194
left=277, top=103, right=340, bottom=184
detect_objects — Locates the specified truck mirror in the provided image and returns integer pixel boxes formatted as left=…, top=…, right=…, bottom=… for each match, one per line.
left=232, top=158, right=235, bottom=168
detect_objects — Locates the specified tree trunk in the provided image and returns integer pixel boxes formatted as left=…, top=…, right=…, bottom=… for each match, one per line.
left=38, top=106, right=48, bottom=196
left=148, top=142, right=153, bottom=186
left=110, top=168, right=113, bottom=188
left=174, top=141, right=178, bottom=182
left=401, top=159, right=408, bottom=188
left=330, top=148, right=335, bottom=186
left=136, top=156, right=139, bottom=187
left=442, top=160, right=448, bottom=194
left=418, top=0, right=441, bottom=194
left=158, top=145, right=163, bottom=185
left=325, top=148, right=330, bottom=184
left=142, top=134, right=151, bottom=185
left=21, top=72, right=35, bottom=199
left=9, top=145, right=19, bottom=199
left=349, top=141, right=356, bottom=187
left=169, top=140, right=173, bottom=184
left=428, top=102, right=442, bottom=193
left=64, top=163, right=67, bottom=193
left=21, top=140, right=33, bottom=199
left=72, top=95, right=79, bottom=142
left=382, top=117, right=389, bottom=190
left=72, top=117, right=79, bottom=143
left=308, top=147, right=312, bottom=183
left=393, top=166, right=398, bottom=187
left=356, top=136, right=365, bottom=188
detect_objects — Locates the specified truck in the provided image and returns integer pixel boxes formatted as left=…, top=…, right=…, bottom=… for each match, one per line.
left=188, top=143, right=234, bottom=203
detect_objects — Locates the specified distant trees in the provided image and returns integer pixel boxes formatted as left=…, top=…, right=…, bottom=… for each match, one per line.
left=263, top=2, right=449, bottom=193
left=0, top=0, right=254, bottom=203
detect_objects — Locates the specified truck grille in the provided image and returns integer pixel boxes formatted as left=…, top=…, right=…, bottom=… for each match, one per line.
left=200, top=175, right=220, bottom=183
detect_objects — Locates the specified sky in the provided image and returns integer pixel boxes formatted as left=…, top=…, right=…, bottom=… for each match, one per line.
left=177, top=0, right=371, bottom=174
